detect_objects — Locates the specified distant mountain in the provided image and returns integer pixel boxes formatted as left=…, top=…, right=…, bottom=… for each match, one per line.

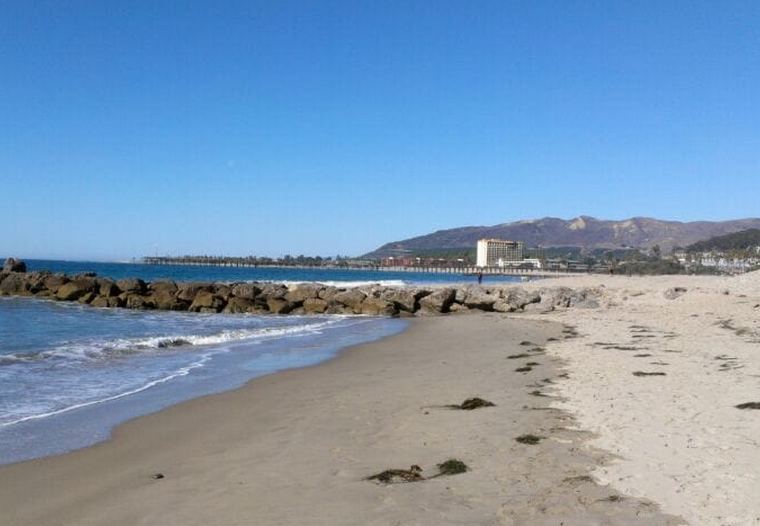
left=686, top=228, right=760, bottom=252
left=365, top=217, right=760, bottom=258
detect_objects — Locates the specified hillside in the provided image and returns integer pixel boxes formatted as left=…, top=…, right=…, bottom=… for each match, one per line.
left=686, top=229, right=760, bottom=252
left=365, top=217, right=760, bottom=258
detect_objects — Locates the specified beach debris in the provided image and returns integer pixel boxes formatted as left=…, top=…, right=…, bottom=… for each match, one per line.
left=632, top=371, right=666, bottom=377
left=449, top=397, right=495, bottom=410
left=366, top=465, right=424, bottom=484
left=507, top=353, right=531, bottom=359
left=515, top=366, right=533, bottom=373
left=633, top=353, right=652, bottom=357
left=525, top=362, right=540, bottom=366
left=663, top=287, right=687, bottom=300
left=546, top=337, right=559, bottom=342
left=515, top=434, right=543, bottom=445
left=151, top=473, right=165, bottom=480
left=735, top=402, right=760, bottom=410
left=563, top=475, right=594, bottom=485
left=434, top=459, right=468, bottom=476
left=529, top=390, right=549, bottom=397
left=529, top=346, right=545, bottom=353
left=599, top=494, right=625, bottom=502
left=157, top=338, right=191, bottom=348
left=519, top=340, right=536, bottom=346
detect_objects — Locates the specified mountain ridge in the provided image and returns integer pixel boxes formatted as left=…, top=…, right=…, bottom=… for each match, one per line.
left=365, top=216, right=760, bottom=258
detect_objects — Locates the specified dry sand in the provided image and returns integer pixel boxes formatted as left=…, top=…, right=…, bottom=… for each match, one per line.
left=519, top=272, right=760, bottom=526
left=0, top=314, right=682, bottom=526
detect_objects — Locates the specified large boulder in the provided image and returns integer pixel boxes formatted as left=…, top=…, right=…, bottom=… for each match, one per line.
left=303, top=297, right=328, bottom=314
left=0, top=273, right=29, bottom=296
left=463, top=288, right=497, bottom=311
left=3, top=258, right=26, bottom=273
left=418, top=288, right=456, bottom=314
left=55, top=278, right=97, bottom=301
left=189, top=291, right=225, bottom=313
left=116, top=278, right=147, bottom=294
left=24, top=271, right=51, bottom=294
left=43, top=274, right=69, bottom=294
left=266, top=298, right=295, bottom=314
left=230, top=283, right=261, bottom=300
left=505, top=289, right=541, bottom=310
left=333, top=289, right=367, bottom=314
left=176, top=282, right=212, bottom=302
left=91, top=296, right=123, bottom=308
left=360, top=297, right=397, bottom=316
left=223, top=296, right=256, bottom=314
left=285, top=283, right=322, bottom=304
left=319, top=286, right=341, bottom=302
left=97, top=278, right=120, bottom=297
left=381, top=288, right=426, bottom=313
left=120, top=293, right=155, bottom=310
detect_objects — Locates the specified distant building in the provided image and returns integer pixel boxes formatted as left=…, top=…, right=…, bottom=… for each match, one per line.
left=476, top=239, right=526, bottom=268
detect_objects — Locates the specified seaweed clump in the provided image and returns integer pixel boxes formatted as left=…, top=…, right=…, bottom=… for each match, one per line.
left=735, top=402, right=760, bottom=410
left=435, top=459, right=468, bottom=476
left=366, top=465, right=424, bottom=484
left=515, top=434, right=543, bottom=445
left=632, top=371, right=666, bottom=377
left=450, top=397, right=495, bottom=410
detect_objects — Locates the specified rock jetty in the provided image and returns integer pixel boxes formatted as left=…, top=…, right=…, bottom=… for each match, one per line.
left=0, top=258, right=601, bottom=316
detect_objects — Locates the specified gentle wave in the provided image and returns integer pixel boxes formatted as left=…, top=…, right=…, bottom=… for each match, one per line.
left=0, top=353, right=215, bottom=427
left=0, top=319, right=344, bottom=366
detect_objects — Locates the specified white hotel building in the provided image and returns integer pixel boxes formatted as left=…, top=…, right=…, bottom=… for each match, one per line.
left=476, top=239, right=541, bottom=268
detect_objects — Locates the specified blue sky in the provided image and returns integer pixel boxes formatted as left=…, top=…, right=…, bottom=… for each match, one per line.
left=2, top=1, right=759, bottom=260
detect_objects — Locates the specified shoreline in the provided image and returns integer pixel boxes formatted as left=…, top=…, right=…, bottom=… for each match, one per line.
left=0, top=314, right=681, bottom=526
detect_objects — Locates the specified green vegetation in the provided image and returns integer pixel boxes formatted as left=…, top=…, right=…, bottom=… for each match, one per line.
left=687, top=229, right=760, bottom=252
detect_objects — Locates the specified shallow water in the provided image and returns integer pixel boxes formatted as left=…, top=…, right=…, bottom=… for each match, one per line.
left=0, top=297, right=406, bottom=464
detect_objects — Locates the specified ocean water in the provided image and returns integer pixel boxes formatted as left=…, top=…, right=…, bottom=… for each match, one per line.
left=0, top=297, right=405, bottom=465
left=22, top=259, right=525, bottom=287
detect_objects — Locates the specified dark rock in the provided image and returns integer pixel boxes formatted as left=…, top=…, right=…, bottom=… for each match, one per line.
left=3, top=258, right=26, bottom=272
left=259, top=283, right=288, bottom=301
left=506, top=289, right=541, bottom=310
left=96, top=278, right=120, bottom=297
left=77, top=292, right=97, bottom=304
left=418, top=288, right=456, bottom=314
left=360, top=297, right=397, bottom=316
left=333, top=289, right=367, bottom=314
left=189, top=291, right=225, bottom=313
left=380, top=288, right=418, bottom=312
left=149, top=280, right=178, bottom=294
left=319, top=286, right=341, bottom=302
left=55, top=278, right=97, bottom=301
left=303, top=297, right=328, bottom=314
left=267, top=298, right=294, bottom=314
left=0, top=273, right=29, bottom=295
left=43, top=274, right=69, bottom=294
left=91, top=296, right=123, bottom=308
left=223, top=296, right=256, bottom=314
left=230, top=282, right=261, bottom=300
left=285, top=283, right=323, bottom=304
left=151, top=289, right=187, bottom=311
left=115, top=278, right=147, bottom=294
left=463, top=289, right=497, bottom=311
left=176, top=282, right=212, bottom=302
left=121, top=293, right=155, bottom=310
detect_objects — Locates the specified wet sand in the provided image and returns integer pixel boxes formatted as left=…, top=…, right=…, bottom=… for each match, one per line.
left=0, top=314, right=681, bottom=525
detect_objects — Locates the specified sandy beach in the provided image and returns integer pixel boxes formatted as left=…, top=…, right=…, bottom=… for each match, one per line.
left=518, top=272, right=760, bottom=526
left=0, top=313, right=681, bottom=526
